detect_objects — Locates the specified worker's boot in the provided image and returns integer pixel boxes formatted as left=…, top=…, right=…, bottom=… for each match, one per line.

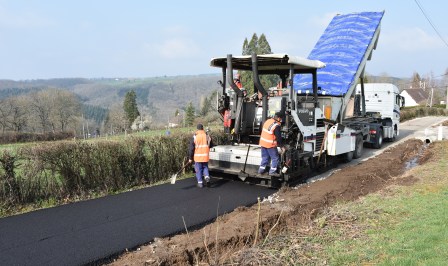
left=269, top=167, right=278, bottom=175
left=204, top=176, right=210, bottom=187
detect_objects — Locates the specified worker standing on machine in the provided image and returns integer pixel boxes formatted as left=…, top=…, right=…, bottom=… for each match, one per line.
left=233, top=73, right=243, bottom=88
left=189, top=124, right=213, bottom=188
left=258, top=112, right=284, bottom=175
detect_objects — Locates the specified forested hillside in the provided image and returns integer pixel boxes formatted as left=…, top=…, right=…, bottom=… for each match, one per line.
left=0, top=75, right=221, bottom=132
left=1, top=70, right=446, bottom=138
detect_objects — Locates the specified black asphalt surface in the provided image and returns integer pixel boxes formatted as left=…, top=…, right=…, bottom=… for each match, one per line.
left=0, top=177, right=275, bottom=266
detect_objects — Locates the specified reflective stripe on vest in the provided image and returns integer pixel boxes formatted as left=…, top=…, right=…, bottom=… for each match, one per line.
left=259, top=118, right=280, bottom=148
left=194, top=130, right=210, bottom=162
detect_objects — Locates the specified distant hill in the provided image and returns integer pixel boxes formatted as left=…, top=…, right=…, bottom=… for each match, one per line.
left=0, top=75, right=222, bottom=125
left=2, top=74, right=445, bottom=126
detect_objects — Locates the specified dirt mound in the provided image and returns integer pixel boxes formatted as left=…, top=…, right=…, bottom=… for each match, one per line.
left=110, top=139, right=428, bottom=265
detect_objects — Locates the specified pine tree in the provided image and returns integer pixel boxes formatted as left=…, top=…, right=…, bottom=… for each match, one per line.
left=200, top=95, right=213, bottom=116
left=185, top=102, right=195, bottom=126
left=248, top=33, right=258, bottom=55
left=240, top=33, right=277, bottom=94
left=258, top=34, right=272, bottom=54
left=123, top=90, right=140, bottom=128
left=411, top=72, right=422, bottom=90
left=242, top=38, right=249, bottom=56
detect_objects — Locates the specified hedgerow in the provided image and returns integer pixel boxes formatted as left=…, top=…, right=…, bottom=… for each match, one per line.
left=0, top=131, right=227, bottom=212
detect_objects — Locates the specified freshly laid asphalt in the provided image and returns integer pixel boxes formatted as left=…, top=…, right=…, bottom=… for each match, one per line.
left=0, top=177, right=275, bottom=266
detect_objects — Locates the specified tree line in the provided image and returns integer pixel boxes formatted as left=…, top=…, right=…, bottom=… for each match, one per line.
left=0, top=89, right=80, bottom=134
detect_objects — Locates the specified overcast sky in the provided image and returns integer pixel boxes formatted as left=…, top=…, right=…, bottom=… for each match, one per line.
left=1, top=0, right=447, bottom=80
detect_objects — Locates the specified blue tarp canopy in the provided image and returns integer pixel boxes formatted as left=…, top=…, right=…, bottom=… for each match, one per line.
left=294, top=11, right=385, bottom=96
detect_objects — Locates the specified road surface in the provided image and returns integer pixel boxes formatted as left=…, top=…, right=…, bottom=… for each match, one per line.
left=0, top=178, right=274, bottom=265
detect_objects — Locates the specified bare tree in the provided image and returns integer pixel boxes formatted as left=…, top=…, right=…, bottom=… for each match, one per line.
left=8, top=95, right=29, bottom=132
left=0, top=96, right=29, bottom=132
left=0, top=98, right=12, bottom=132
left=51, top=90, right=81, bottom=132
left=105, top=103, right=127, bottom=135
left=29, top=90, right=53, bottom=133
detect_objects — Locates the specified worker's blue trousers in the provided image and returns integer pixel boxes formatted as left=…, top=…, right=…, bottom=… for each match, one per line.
left=259, top=147, right=279, bottom=174
left=194, top=162, right=209, bottom=184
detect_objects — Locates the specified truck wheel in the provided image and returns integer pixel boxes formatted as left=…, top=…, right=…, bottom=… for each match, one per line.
left=390, top=129, right=397, bottom=142
left=373, top=128, right=383, bottom=149
left=353, top=134, right=363, bottom=159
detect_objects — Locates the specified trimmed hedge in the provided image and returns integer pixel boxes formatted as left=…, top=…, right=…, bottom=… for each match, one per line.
left=0, top=131, right=228, bottom=211
left=400, top=107, right=448, bottom=122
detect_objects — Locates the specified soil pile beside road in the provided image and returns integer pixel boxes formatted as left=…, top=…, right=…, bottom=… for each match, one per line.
left=110, top=139, right=429, bottom=265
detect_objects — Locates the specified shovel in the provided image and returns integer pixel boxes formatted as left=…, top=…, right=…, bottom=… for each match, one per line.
left=171, top=160, right=192, bottom=184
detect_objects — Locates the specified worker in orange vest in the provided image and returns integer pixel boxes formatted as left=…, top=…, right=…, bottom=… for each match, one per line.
left=234, top=73, right=243, bottom=89
left=189, top=124, right=213, bottom=188
left=258, top=112, right=285, bottom=175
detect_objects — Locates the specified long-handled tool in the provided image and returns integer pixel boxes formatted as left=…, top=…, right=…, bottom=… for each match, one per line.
left=238, top=145, right=250, bottom=181
left=171, top=160, right=192, bottom=184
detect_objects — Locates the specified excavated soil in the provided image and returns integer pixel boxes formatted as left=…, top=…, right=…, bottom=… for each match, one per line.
left=109, top=139, right=431, bottom=266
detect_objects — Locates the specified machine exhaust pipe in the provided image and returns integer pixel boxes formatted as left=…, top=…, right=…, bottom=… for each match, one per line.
left=252, top=53, right=268, bottom=123
left=227, top=54, right=243, bottom=135
left=226, top=54, right=242, bottom=96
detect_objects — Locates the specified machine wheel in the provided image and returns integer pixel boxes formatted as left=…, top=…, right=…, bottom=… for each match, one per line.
left=343, top=151, right=354, bottom=162
left=353, top=134, right=363, bottom=159
left=373, top=128, right=383, bottom=149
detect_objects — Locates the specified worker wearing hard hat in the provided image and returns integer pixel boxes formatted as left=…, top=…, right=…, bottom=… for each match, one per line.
left=258, top=112, right=285, bottom=175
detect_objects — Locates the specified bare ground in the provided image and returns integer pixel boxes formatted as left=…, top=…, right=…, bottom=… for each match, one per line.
left=109, top=138, right=431, bottom=266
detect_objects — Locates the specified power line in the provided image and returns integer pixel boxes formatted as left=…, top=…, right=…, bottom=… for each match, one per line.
left=414, top=0, right=448, bottom=48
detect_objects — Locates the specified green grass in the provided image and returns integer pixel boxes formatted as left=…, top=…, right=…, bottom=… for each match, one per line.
left=321, top=142, right=448, bottom=265
left=0, top=142, right=32, bottom=153
left=323, top=185, right=448, bottom=265
left=373, top=192, right=447, bottom=265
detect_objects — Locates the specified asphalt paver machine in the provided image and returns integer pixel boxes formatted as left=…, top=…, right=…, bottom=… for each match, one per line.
left=208, top=12, right=389, bottom=187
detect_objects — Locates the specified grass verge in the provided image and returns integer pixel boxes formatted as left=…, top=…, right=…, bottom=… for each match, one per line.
left=254, top=141, right=448, bottom=265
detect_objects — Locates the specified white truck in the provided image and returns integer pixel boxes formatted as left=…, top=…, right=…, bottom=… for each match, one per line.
left=354, top=83, right=403, bottom=147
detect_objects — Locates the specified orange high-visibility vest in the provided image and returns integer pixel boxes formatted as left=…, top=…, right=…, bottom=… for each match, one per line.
left=259, top=118, right=280, bottom=148
left=235, top=80, right=242, bottom=88
left=194, top=130, right=211, bottom=162
left=223, top=109, right=231, bottom=127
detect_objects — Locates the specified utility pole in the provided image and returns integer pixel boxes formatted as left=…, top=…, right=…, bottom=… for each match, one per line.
left=430, top=88, right=433, bottom=107
left=82, top=114, right=85, bottom=140
left=446, top=86, right=448, bottom=109
left=426, top=87, right=434, bottom=108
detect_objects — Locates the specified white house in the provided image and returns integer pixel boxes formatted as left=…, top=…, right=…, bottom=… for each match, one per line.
left=400, top=89, right=429, bottom=107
